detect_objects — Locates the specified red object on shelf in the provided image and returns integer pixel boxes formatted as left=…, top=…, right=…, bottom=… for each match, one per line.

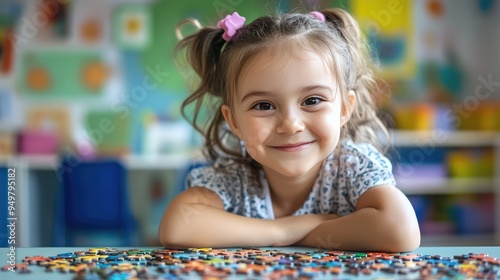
left=1, top=29, right=14, bottom=74
left=17, top=130, right=59, bottom=155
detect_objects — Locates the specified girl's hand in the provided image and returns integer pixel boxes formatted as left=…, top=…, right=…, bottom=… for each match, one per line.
left=272, top=214, right=338, bottom=246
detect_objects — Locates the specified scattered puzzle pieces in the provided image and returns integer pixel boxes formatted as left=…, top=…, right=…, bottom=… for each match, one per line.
left=2, top=247, right=499, bottom=279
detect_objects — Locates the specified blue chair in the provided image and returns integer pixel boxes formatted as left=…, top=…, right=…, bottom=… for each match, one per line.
left=53, top=157, right=139, bottom=247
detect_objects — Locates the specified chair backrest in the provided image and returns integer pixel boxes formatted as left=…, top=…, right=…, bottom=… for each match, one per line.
left=58, top=158, right=134, bottom=230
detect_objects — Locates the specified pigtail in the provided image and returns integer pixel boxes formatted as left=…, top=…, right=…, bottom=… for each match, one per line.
left=321, top=8, right=390, bottom=152
left=175, top=26, right=226, bottom=85
left=175, top=19, right=227, bottom=152
left=176, top=19, right=246, bottom=164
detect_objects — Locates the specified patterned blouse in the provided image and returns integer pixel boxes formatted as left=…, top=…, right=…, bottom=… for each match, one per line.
left=186, top=140, right=395, bottom=219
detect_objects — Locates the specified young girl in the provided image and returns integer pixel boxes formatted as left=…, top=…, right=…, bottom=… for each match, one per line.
left=159, top=8, right=420, bottom=252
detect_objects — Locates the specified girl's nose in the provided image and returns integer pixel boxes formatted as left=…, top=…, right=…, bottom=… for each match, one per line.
left=276, top=112, right=305, bottom=135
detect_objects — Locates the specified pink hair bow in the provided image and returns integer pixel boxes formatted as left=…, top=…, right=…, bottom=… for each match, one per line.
left=309, top=11, right=325, bottom=22
left=216, top=12, right=246, bottom=42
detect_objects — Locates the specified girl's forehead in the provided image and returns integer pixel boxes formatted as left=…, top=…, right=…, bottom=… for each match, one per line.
left=237, top=45, right=333, bottom=86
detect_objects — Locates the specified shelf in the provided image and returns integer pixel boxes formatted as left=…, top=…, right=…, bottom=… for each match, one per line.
left=0, top=152, right=200, bottom=170
left=398, top=178, right=495, bottom=195
left=0, top=155, right=58, bottom=170
left=421, top=234, right=498, bottom=246
left=125, top=152, right=200, bottom=170
left=391, top=130, right=500, bottom=147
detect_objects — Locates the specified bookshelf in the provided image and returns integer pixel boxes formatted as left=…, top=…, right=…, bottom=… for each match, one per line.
left=391, top=130, right=500, bottom=246
left=2, top=131, right=500, bottom=246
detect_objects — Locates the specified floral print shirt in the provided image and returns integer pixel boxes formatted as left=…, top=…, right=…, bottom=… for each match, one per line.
left=186, top=140, right=395, bottom=219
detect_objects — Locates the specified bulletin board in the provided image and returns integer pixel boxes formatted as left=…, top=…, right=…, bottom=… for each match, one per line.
left=17, top=50, right=108, bottom=99
left=351, top=0, right=415, bottom=80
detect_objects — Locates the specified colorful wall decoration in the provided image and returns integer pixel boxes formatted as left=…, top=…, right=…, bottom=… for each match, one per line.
left=0, top=2, right=22, bottom=74
left=17, top=50, right=108, bottom=98
left=113, top=4, right=152, bottom=50
left=351, top=0, right=415, bottom=80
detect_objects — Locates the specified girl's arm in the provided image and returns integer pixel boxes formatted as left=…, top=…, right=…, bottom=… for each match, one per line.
left=295, top=185, right=421, bottom=252
left=158, top=187, right=334, bottom=248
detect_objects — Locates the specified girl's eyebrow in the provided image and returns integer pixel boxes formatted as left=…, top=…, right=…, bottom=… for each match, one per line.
left=240, top=91, right=271, bottom=103
left=301, top=85, right=334, bottom=94
left=240, top=85, right=333, bottom=103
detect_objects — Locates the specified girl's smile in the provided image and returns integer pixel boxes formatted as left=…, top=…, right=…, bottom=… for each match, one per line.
left=269, top=141, right=316, bottom=152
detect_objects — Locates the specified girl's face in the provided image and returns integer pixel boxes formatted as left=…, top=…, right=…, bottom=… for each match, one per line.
left=222, top=49, right=355, bottom=178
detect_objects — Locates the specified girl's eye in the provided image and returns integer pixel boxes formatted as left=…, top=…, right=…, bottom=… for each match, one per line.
left=302, top=97, right=322, bottom=106
left=252, top=102, right=275, bottom=111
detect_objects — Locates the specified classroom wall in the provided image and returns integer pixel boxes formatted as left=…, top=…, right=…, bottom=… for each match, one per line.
left=0, top=0, right=499, bottom=246
left=1, top=0, right=498, bottom=155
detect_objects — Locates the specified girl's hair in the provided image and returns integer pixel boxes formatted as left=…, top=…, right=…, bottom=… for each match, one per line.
left=176, top=8, right=389, bottom=171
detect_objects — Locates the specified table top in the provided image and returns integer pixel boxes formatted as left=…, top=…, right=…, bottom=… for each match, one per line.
left=1, top=246, right=499, bottom=279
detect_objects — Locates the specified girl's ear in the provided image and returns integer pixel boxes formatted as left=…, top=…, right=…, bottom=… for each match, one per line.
left=221, top=104, right=243, bottom=139
left=341, top=90, right=356, bottom=126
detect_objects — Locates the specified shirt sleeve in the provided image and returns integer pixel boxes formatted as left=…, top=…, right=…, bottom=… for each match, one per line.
left=185, top=164, right=235, bottom=211
left=343, top=142, right=396, bottom=207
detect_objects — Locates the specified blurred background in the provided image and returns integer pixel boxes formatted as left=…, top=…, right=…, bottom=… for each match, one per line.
left=0, top=0, right=499, bottom=247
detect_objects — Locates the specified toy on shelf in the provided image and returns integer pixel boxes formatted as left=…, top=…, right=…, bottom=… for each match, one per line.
left=477, top=103, right=499, bottom=131
left=446, top=149, right=494, bottom=178
left=17, top=130, right=59, bottom=155
left=26, top=106, right=71, bottom=146
left=460, top=102, right=500, bottom=131
left=452, top=195, right=494, bottom=235
left=142, top=111, right=192, bottom=156
left=392, top=103, right=436, bottom=130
